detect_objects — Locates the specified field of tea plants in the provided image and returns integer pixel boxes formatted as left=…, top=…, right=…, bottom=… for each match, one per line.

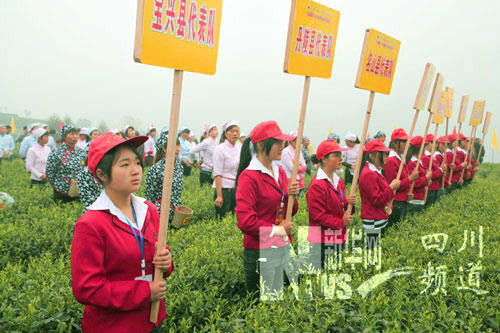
left=0, top=159, right=498, bottom=332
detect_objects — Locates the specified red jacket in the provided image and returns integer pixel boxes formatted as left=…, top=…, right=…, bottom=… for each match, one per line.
left=306, top=171, right=354, bottom=244
left=435, top=153, right=449, bottom=188
left=235, top=166, right=298, bottom=249
left=464, top=156, right=475, bottom=179
left=359, top=163, right=394, bottom=221
left=383, top=153, right=411, bottom=202
left=407, top=158, right=428, bottom=200
left=421, top=153, right=443, bottom=191
left=71, top=201, right=174, bottom=333
left=451, top=149, right=465, bottom=182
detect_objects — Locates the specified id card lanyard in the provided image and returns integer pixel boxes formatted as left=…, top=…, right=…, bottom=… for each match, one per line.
left=124, top=201, right=146, bottom=277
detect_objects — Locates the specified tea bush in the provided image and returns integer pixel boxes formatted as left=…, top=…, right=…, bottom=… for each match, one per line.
left=0, top=160, right=498, bottom=332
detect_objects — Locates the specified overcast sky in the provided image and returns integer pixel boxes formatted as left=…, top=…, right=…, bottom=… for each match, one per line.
left=1, top=0, right=499, bottom=161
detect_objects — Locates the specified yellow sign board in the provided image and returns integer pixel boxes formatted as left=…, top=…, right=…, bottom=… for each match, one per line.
left=413, top=63, right=436, bottom=110
left=470, top=100, right=485, bottom=126
left=483, top=112, right=492, bottom=134
left=283, top=0, right=340, bottom=78
left=458, top=95, right=469, bottom=123
left=134, top=0, right=223, bottom=75
left=433, top=90, right=446, bottom=124
left=355, top=29, right=401, bottom=95
left=428, top=73, right=444, bottom=113
left=445, top=87, right=454, bottom=118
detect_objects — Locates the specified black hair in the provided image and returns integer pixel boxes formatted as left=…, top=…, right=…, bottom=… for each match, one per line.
left=355, top=136, right=361, bottom=144
left=407, top=145, right=420, bottom=163
left=312, top=152, right=339, bottom=166
left=95, top=143, right=143, bottom=185
left=361, top=151, right=386, bottom=170
left=23, top=125, right=27, bottom=130
left=220, top=125, right=237, bottom=144
left=236, top=137, right=280, bottom=185
left=153, top=138, right=181, bottom=164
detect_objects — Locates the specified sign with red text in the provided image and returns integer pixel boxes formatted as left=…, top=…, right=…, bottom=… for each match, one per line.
left=134, top=0, right=223, bottom=75
left=283, top=0, right=340, bottom=78
left=433, top=90, right=446, bottom=124
left=355, top=29, right=401, bottom=95
left=482, top=112, right=492, bottom=134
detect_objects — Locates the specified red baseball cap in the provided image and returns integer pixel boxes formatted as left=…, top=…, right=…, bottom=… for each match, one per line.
left=316, top=139, right=348, bottom=160
left=391, top=128, right=409, bottom=142
left=459, top=133, right=469, bottom=141
left=425, top=134, right=434, bottom=144
left=88, top=132, right=148, bottom=177
left=249, top=121, right=295, bottom=143
left=410, top=135, right=423, bottom=148
left=364, top=139, right=390, bottom=153
left=436, top=136, right=447, bottom=143
left=448, top=133, right=458, bottom=141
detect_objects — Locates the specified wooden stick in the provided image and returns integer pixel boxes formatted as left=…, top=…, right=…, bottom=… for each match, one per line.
left=477, top=132, right=486, bottom=164
left=408, top=111, right=432, bottom=197
left=447, top=122, right=462, bottom=184
left=346, top=90, right=375, bottom=213
left=150, top=69, right=183, bottom=323
left=460, top=126, right=475, bottom=181
left=285, top=76, right=311, bottom=220
left=424, top=123, right=439, bottom=202
left=395, top=109, right=420, bottom=186
left=440, top=117, right=449, bottom=189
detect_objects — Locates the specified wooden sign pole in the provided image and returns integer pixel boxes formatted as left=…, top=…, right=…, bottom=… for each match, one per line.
left=394, top=110, right=420, bottom=186
left=408, top=112, right=432, bottom=197
left=285, top=76, right=311, bottom=220
left=346, top=91, right=375, bottom=214
left=150, top=69, right=183, bottom=323
left=460, top=125, right=475, bottom=181
left=440, top=117, right=449, bottom=189
left=477, top=131, right=486, bottom=164
left=424, top=122, right=439, bottom=202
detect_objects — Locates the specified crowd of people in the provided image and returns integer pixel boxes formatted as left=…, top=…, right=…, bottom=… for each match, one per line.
left=0, top=120, right=486, bottom=333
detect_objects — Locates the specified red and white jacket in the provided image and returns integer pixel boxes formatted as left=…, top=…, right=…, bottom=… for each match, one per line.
left=435, top=151, right=449, bottom=188
left=71, top=192, right=174, bottom=333
left=306, top=167, right=354, bottom=244
left=383, top=150, right=411, bottom=202
left=407, top=156, right=428, bottom=201
left=450, top=148, right=465, bottom=182
left=359, top=162, right=394, bottom=221
left=235, top=158, right=298, bottom=249
left=420, top=151, right=443, bottom=191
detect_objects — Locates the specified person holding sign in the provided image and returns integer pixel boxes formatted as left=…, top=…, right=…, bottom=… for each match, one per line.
left=384, top=129, right=420, bottom=226
left=235, top=121, right=298, bottom=298
left=455, top=134, right=469, bottom=187
left=421, top=134, right=444, bottom=206
left=145, top=130, right=183, bottom=219
left=359, top=139, right=399, bottom=248
left=213, top=120, right=242, bottom=219
left=406, top=136, right=432, bottom=214
left=431, top=136, right=449, bottom=200
left=71, top=132, right=174, bottom=333
left=446, top=131, right=463, bottom=192
left=307, top=139, right=356, bottom=270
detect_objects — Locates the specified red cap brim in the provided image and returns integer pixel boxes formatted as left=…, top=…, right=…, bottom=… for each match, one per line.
left=274, top=133, right=296, bottom=142
left=124, top=135, right=149, bottom=148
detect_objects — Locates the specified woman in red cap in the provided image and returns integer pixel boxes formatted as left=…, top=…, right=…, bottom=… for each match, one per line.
left=359, top=139, right=400, bottom=247
left=71, top=132, right=174, bottom=333
left=235, top=121, right=299, bottom=300
left=384, top=128, right=420, bottom=227
left=306, top=139, right=357, bottom=270
left=406, top=136, right=432, bottom=214
left=421, top=134, right=445, bottom=206
left=432, top=136, right=449, bottom=200
left=449, top=133, right=468, bottom=190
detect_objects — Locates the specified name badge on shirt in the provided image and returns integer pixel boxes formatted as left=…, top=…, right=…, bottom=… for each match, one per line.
left=134, top=274, right=153, bottom=282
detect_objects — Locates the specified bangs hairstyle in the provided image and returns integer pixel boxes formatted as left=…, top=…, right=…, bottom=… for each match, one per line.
left=95, top=143, right=143, bottom=184
left=361, top=151, right=387, bottom=169
left=311, top=151, right=341, bottom=166
left=220, top=125, right=238, bottom=143
left=236, top=137, right=281, bottom=185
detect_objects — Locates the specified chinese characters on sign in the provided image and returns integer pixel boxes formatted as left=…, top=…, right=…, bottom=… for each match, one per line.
left=135, top=0, right=222, bottom=74
left=470, top=100, right=486, bottom=126
left=284, top=0, right=340, bottom=78
left=355, top=29, right=401, bottom=95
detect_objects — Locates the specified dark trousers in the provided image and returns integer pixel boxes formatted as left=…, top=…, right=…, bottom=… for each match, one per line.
left=243, top=246, right=290, bottom=299
left=344, top=168, right=353, bottom=184
left=214, top=188, right=236, bottom=220
left=30, top=179, right=47, bottom=188
left=199, top=170, right=212, bottom=186
left=309, top=242, right=345, bottom=271
left=387, top=201, right=407, bottom=228
left=182, top=161, right=192, bottom=176
left=426, top=190, right=439, bottom=207
left=407, top=202, right=425, bottom=215
left=144, top=155, right=154, bottom=167
left=53, top=190, right=77, bottom=203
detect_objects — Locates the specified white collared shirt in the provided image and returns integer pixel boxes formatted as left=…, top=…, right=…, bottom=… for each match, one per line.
left=368, top=162, right=383, bottom=175
left=457, top=147, right=467, bottom=154
left=389, top=150, right=402, bottom=160
left=212, top=140, right=242, bottom=188
left=88, top=191, right=148, bottom=231
left=246, top=156, right=280, bottom=185
left=316, top=167, right=340, bottom=189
